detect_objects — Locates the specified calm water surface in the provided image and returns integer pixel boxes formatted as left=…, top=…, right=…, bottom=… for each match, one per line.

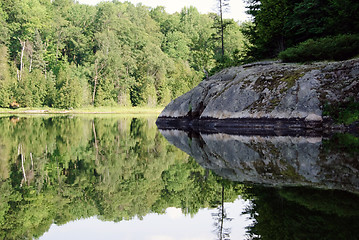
left=0, top=115, right=358, bottom=240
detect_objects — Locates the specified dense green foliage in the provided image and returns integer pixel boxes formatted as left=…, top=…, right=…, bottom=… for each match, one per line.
left=278, top=34, right=359, bottom=62
left=244, top=0, right=359, bottom=60
left=0, top=0, right=246, bottom=109
left=0, top=116, right=242, bottom=239
left=323, top=100, right=359, bottom=124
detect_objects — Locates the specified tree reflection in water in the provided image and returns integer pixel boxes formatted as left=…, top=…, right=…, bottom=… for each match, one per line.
left=159, top=128, right=359, bottom=240
left=0, top=116, right=358, bottom=240
left=0, top=116, right=241, bottom=239
left=212, top=184, right=233, bottom=240
left=243, top=186, right=359, bottom=240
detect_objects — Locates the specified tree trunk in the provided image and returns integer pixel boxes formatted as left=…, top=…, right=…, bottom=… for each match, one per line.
left=19, top=38, right=26, bottom=81
left=92, top=75, right=98, bottom=105
left=29, top=55, right=32, bottom=73
left=92, top=59, right=106, bottom=105
left=220, top=0, right=224, bottom=60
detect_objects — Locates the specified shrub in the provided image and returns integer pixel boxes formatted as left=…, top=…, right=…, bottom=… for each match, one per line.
left=278, top=34, right=359, bottom=62
left=323, top=100, right=359, bottom=125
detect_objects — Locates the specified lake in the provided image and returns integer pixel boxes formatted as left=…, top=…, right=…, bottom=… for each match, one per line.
left=0, top=115, right=358, bottom=240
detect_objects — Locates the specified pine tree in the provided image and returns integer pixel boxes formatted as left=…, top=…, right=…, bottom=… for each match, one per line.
left=216, top=0, right=230, bottom=60
left=31, top=29, right=46, bottom=72
left=0, top=5, right=8, bottom=45
left=54, top=64, right=83, bottom=109
left=0, top=45, right=13, bottom=107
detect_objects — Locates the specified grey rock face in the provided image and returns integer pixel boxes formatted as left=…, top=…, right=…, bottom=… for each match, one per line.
left=160, top=130, right=359, bottom=192
left=159, top=59, right=359, bottom=121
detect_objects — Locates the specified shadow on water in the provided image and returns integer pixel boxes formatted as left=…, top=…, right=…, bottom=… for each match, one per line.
left=0, top=115, right=358, bottom=239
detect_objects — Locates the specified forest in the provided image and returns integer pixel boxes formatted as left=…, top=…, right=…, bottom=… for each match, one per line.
left=0, top=0, right=358, bottom=109
left=0, top=0, right=246, bottom=109
left=244, top=0, right=359, bottom=60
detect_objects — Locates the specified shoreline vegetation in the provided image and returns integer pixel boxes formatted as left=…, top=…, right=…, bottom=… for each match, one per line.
left=0, top=1, right=358, bottom=120
left=0, top=106, right=164, bottom=115
left=0, top=1, right=247, bottom=111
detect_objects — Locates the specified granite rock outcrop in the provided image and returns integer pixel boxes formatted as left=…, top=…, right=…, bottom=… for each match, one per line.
left=158, top=59, right=359, bottom=131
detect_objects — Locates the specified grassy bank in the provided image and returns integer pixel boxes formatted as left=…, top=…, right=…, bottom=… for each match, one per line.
left=0, top=106, right=164, bottom=115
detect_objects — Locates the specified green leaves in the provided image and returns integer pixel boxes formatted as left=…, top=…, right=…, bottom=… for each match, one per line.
left=278, top=34, right=359, bottom=62
left=245, top=0, right=359, bottom=60
left=0, top=0, right=246, bottom=109
left=54, top=63, right=83, bottom=109
left=0, top=45, right=13, bottom=108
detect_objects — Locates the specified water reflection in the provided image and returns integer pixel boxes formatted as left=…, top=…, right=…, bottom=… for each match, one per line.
left=160, top=130, right=359, bottom=192
left=41, top=198, right=251, bottom=240
left=0, top=116, right=243, bottom=240
left=0, top=115, right=359, bottom=239
left=160, top=129, right=359, bottom=239
left=244, top=186, right=359, bottom=240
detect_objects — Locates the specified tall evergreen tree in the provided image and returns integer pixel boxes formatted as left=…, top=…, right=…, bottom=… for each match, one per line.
left=216, top=0, right=230, bottom=60
left=31, top=29, right=46, bottom=72
left=54, top=63, right=83, bottom=109
left=0, top=46, right=13, bottom=107
left=0, top=5, right=9, bottom=45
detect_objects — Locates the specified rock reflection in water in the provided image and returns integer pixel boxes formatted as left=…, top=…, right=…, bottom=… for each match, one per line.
left=160, top=130, right=359, bottom=192
left=160, top=129, right=359, bottom=239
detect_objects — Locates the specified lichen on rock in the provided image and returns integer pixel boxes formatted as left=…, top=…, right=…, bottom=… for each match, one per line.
left=159, top=58, right=359, bottom=126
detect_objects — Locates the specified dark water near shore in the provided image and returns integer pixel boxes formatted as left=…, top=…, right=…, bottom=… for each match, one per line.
left=0, top=115, right=358, bottom=240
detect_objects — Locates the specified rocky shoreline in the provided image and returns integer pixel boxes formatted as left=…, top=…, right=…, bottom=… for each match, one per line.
left=156, top=59, right=359, bottom=192
left=157, top=59, right=359, bottom=134
left=156, top=116, right=339, bottom=136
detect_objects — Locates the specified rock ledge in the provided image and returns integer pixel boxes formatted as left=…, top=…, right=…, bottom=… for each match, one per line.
left=157, top=59, right=359, bottom=132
